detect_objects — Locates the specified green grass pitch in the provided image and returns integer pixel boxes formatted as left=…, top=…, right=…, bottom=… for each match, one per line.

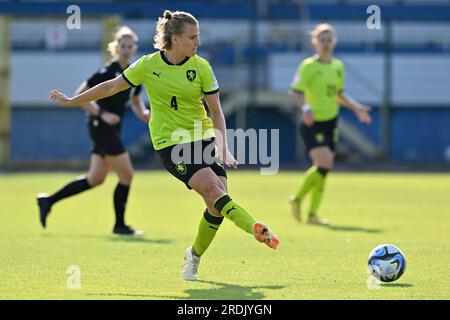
left=1, top=171, right=449, bottom=299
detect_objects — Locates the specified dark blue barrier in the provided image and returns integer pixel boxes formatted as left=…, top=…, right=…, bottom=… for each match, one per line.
left=10, top=107, right=150, bottom=161
left=10, top=105, right=450, bottom=164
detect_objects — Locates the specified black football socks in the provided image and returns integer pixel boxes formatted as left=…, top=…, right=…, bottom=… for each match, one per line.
left=113, top=183, right=130, bottom=227
left=48, top=176, right=92, bottom=207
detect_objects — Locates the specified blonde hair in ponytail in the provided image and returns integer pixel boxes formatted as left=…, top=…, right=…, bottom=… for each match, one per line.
left=153, top=10, right=198, bottom=50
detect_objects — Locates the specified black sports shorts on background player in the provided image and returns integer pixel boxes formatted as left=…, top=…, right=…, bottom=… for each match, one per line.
left=156, top=138, right=227, bottom=189
left=300, top=116, right=339, bottom=153
left=87, top=116, right=125, bottom=156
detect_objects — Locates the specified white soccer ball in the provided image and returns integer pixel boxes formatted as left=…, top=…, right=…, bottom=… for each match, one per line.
left=368, top=244, right=406, bottom=282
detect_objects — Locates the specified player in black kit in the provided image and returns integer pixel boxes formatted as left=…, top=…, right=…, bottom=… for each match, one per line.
left=37, top=26, right=150, bottom=235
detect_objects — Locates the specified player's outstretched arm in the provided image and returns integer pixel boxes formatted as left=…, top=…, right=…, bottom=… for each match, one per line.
left=50, top=75, right=131, bottom=107
left=73, top=81, right=120, bottom=125
left=74, top=81, right=101, bottom=116
left=337, top=92, right=372, bottom=125
left=204, top=92, right=238, bottom=169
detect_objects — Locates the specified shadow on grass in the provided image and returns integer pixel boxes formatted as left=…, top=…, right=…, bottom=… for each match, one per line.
left=107, top=236, right=174, bottom=245
left=381, top=283, right=414, bottom=288
left=41, top=233, right=173, bottom=245
left=86, top=280, right=285, bottom=300
left=85, top=292, right=158, bottom=298
left=325, top=224, right=383, bottom=233
left=179, top=280, right=285, bottom=300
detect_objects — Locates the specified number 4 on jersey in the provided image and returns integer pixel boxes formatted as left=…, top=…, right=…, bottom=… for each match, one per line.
left=170, top=96, right=178, bottom=110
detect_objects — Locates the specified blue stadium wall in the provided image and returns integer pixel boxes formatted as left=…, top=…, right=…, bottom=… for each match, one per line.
left=5, top=1, right=450, bottom=166
left=11, top=106, right=450, bottom=165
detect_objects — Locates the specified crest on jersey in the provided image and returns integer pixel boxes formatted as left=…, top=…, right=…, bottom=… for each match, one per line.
left=186, top=70, right=196, bottom=81
left=175, top=161, right=187, bottom=175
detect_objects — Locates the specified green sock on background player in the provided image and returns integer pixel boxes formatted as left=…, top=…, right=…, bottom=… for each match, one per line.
left=214, top=195, right=256, bottom=234
left=294, top=166, right=325, bottom=202
left=192, top=209, right=224, bottom=257
left=309, top=173, right=327, bottom=217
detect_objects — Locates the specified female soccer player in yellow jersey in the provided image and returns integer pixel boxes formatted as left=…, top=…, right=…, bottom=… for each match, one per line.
left=289, top=24, right=372, bottom=225
left=49, top=10, right=279, bottom=281
left=38, top=26, right=149, bottom=235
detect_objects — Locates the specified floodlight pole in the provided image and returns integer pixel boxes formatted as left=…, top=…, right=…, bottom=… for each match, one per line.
left=0, top=16, right=11, bottom=167
left=242, top=7, right=261, bottom=131
left=101, top=15, right=122, bottom=64
left=381, top=19, right=392, bottom=161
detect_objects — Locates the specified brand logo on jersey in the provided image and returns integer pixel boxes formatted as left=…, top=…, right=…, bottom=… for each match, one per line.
left=175, top=161, right=187, bottom=175
left=115, top=72, right=121, bottom=77
left=226, top=205, right=236, bottom=215
left=186, top=70, right=196, bottom=81
left=315, top=133, right=325, bottom=143
left=153, top=71, right=161, bottom=78
left=216, top=162, right=224, bottom=169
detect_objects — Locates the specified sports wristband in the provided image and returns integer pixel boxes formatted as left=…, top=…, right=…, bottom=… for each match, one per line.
left=302, top=104, right=311, bottom=112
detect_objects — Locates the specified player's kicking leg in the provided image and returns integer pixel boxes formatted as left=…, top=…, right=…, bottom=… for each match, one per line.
left=183, top=168, right=280, bottom=281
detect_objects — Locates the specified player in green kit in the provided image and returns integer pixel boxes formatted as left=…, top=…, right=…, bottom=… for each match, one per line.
left=288, top=24, right=372, bottom=225
left=49, top=10, right=280, bottom=281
